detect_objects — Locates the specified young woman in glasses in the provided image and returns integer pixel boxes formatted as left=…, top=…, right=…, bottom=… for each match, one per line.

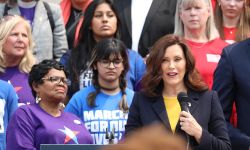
left=60, top=0, right=145, bottom=100
left=65, top=38, right=134, bottom=145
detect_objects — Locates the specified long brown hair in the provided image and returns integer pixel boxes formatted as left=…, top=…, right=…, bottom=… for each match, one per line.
left=68, top=0, right=121, bottom=97
left=141, top=34, right=208, bottom=97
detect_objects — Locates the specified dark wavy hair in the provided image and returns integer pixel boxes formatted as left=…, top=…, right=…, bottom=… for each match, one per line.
left=87, top=38, right=129, bottom=112
left=28, top=59, right=68, bottom=98
left=142, top=34, right=208, bottom=97
left=68, top=0, right=121, bottom=97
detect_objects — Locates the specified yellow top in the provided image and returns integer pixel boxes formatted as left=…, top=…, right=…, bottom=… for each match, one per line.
left=163, top=96, right=181, bottom=132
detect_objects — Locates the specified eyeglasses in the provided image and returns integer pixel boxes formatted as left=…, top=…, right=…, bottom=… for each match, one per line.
left=42, top=76, right=70, bottom=85
left=99, top=59, right=123, bottom=68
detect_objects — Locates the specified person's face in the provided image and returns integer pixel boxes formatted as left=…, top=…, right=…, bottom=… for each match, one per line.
left=2, top=22, right=29, bottom=60
left=219, top=0, right=244, bottom=19
left=179, top=0, right=211, bottom=31
left=96, top=54, right=124, bottom=84
left=161, top=44, right=186, bottom=89
left=33, top=69, right=68, bottom=103
left=91, top=3, right=117, bottom=42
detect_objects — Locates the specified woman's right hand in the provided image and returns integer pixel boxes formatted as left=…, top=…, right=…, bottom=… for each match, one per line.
left=179, top=111, right=202, bottom=143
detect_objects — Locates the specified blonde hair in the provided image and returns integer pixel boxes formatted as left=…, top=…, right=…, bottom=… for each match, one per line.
left=237, top=0, right=250, bottom=41
left=0, top=15, right=36, bottom=73
left=174, top=0, right=219, bottom=41
left=215, top=0, right=250, bottom=41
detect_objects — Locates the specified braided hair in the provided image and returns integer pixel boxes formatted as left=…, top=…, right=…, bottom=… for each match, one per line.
left=87, top=38, right=129, bottom=113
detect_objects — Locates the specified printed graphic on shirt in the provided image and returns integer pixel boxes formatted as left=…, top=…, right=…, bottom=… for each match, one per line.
left=0, top=99, right=6, bottom=133
left=8, top=80, right=31, bottom=107
left=84, top=110, right=128, bottom=144
left=79, top=69, right=93, bottom=89
left=58, top=126, right=80, bottom=144
left=206, top=54, right=221, bottom=63
left=7, top=80, right=22, bottom=92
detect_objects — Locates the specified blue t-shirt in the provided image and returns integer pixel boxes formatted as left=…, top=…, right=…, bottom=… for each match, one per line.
left=0, top=80, right=18, bottom=150
left=65, top=85, right=134, bottom=144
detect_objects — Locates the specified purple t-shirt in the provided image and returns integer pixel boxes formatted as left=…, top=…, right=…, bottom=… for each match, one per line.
left=19, top=6, right=36, bottom=26
left=0, top=67, right=35, bottom=106
left=6, top=104, right=93, bottom=150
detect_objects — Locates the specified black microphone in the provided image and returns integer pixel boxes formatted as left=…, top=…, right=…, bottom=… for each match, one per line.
left=177, top=92, right=190, bottom=113
left=105, top=128, right=109, bottom=140
left=177, top=92, right=190, bottom=150
left=105, top=127, right=115, bottom=144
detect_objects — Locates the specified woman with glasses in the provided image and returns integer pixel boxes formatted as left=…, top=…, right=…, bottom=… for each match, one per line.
left=0, top=15, right=36, bottom=106
left=60, top=0, right=145, bottom=99
left=65, top=38, right=134, bottom=144
left=6, top=59, right=93, bottom=150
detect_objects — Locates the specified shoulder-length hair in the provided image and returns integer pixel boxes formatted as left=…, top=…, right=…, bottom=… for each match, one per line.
left=88, top=38, right=129, bottom=112
left=142, top=34, right=208, bottom=97
left=215, top=0, right=250, bottom=41
left=0, top=15, right=36, bottom=73
left=174, top=0, right=219, bottom=41
left=68, top=0, right=121, bottom=95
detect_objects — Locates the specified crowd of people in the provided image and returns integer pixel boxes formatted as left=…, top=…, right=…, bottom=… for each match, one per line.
left=0, top=0, right=249, bottom=150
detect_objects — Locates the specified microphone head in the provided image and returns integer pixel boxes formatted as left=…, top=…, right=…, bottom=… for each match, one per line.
left=177, top=92, right=188, bottom=102
left=105, top=128, right=109, bottom=139
left=177, top=92, right=189, bottom=112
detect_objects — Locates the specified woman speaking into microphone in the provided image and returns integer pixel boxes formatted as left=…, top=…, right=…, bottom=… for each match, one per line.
left=125, top=34, right=231, bottom=150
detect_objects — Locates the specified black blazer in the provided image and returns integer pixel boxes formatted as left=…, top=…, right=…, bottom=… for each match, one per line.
left=126, top=90, right=231, bottom=150
left=213, top=38, right=250, bottom=150
left=114, top=0, right=176, bottom=57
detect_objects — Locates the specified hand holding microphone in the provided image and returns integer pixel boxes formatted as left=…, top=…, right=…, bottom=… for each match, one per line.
left=177, top=92, right=202, bottom=144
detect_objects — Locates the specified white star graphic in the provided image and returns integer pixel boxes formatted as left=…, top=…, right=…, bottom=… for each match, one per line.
left=58, top=126, right=79, bottom=144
